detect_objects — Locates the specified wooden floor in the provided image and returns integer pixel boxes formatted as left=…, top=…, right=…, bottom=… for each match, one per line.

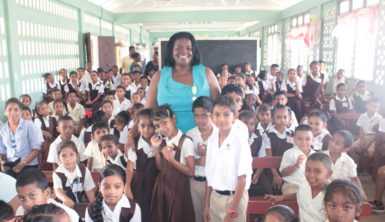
left=360, top=173, right=385, bottom=222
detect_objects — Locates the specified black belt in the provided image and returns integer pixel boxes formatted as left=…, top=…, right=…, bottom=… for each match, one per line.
left=215, top=190, right=235, bottom=196
left=193, top=176, right=206, bottom=182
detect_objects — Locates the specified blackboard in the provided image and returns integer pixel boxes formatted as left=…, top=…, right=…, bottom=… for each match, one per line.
left=160, top=39, right=257, bottom=74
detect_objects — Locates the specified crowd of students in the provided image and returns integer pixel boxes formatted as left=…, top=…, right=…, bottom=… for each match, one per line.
left=0, top=56, right=384, bottom=222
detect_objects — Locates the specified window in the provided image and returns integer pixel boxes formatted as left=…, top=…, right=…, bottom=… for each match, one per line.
left=267, top=24, right=281, bottom=66
left=334, top=0, right=380, bottom=81
left=287, top=12, right=311, bottom=70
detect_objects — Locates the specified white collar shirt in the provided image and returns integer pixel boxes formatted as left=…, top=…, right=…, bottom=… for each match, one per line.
left=297, top=182, right=326, bottom=222
left=379, top=118, right=385, bottom=133
left=127, top=136, right=155, bottom=169
left=165, top=129, right=194, bottom=165
left=325, top=151, right=357, bottom=181
left=312, top=129, right=331, bottom=151
left=205, top=126, right=252, bottom=191
left=356, top=112, right=383, bottom=134
left=47, top=135, right=87, bottom=164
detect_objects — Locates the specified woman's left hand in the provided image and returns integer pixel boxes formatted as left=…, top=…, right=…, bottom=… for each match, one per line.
left=12, top=162, right=25, bottom=173
left=162, top=146, right=174, bottom=161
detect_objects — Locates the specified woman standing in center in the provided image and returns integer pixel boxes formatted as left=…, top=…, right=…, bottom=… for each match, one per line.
left=145, top=32, right=220, bottom=133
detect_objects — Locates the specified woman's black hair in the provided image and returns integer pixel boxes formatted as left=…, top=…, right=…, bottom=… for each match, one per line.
left=152, top=104, right=175, bottom=121
left=23, top=204, right=66, bottom=222
left=164, top=32, right=201, bottom=67
left=5, top=97, right=22, bottom=110
left=0, top=200, right=14, bottom=221
left=92, top=164, right=126, bottom=222
left=213, top=95, right=237, bottom=114
left=192, top=96, right=214, bottom=113
left=324, top=179, right=361, bottom=211
left=57, top=140, right=78, bottom=156
left=335, top=130, right=354, bottom=148
left=115, top=111, right=130, bottom=125
left=263, top=205, right=298, bottom=222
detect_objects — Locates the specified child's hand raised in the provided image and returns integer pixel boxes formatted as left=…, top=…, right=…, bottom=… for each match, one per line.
left=264, top=194, right=284, bottom=203
left=151, top=134, right=162, bottom=149
left=296, top=155, right=305, bottom=167
left=162, top=146, right=174, bottom=161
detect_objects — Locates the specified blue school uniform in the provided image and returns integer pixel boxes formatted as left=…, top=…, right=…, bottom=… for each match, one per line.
left=157, top=64, right=210, bottom=133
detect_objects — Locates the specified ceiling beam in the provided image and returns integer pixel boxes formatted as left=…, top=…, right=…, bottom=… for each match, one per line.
left=114, top=10, right=281, bottom=24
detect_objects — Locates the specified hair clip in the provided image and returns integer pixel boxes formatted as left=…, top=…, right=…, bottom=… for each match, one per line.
left=166, top=109, right=170, bottom=117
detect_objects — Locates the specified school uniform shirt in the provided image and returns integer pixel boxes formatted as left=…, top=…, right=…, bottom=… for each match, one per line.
left=0, top=172, right=17, bottom=202
left=186, top=126, right=212, bottom=177
left=312, top=129, right=331, bottom=151
left=279, top=146, right=315, bottom=186
left=112, top=74, right=122, bottom=89
left=84, top=140, right=105, bottom=172
left=0, top=119, right=41, bottom=165
left=67, top=103, right=85, bottom=124
left=256, top=122, right=272, bottom=137
left=68, top=81, right=87, bottom=95
left=332, top=77, right=346, bottom=94
left=324, top=151, right=357, bottom=181
left=276, top=80, right=287, bottom=91
left=85, top=195, right=141, bottom=222
left=42, top=82, right=60, bottom=94
left=58, top=79, right=70, bottom=93
left=261, top=79, right=274, bottom=91
left=53, top=164, right=95, bottom=192
left=113, top=98, right=132, bottom=113
left=286, top=80, right=303, bottom=93
left=79, top=76, right=89, bottom=88
left=249, top=132, right=268, bottom=157
left=302, top=73, right=324, bottom=86
left=356, top=112, right=383, bottom=135
left=165, top=129, right=194, bottom=165
left=119, top=125, right=129, bottom=144
left=107, top=149, right=127, bottom=170
left=79, top=126, right=92, bottom=145
left=16, top=198, right=79, bottom=222
left=127, top=135, right=155, bottom=170
left=34, top=116, right=51, bottom=130
left=233, top=119, right=249, bottom=143
left=265, top=126, right=294, bottom=149
left=83, top=71, right=92, bottom=83
left=297, top=182, right=326, bottom=222
left=380, top=118, right=385, bottom=133
left=266, top=72, right=276, bottom=82
left=245, top=85, right=259, bottom=96
left=329, top=96, right=353, bottom=112
left=86, top=79, right=104, bottom=95
left=127, top=119, right=135, bottom=130
left=47, top=135, right=87, bottom=164
left=206, top=126, right=253, bottom=191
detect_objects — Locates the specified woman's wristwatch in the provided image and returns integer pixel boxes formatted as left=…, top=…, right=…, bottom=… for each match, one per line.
left=227, top=208, right=239, bottom=218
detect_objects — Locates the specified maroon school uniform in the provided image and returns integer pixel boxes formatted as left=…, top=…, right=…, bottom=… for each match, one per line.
left=286, top=82, right=303, bottom=121
left=55, top=164, right=88, bottom=203
left=149, top=134, right=195, bottom=222
left=84, top=82, right=103, bottom=110
left=249, top=129, right=272, bottom=196
left=131, top=136, right=158, bottom=222
left=328, top=96, right=354, bottom=134
left=302, top=74, right=324, bottom=115
left=38, top=115, right=58, bottom=171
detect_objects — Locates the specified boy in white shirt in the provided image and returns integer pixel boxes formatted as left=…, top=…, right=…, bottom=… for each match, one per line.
left=66, top=91, right=85, bottom=136
left=84, top=122, right=109, bottom=172
left=204, top=96, right=252, bottom=222
left=349, top=98, right=382, bottom=170
left=101, top=135, right=128, bottom=170
left=15, top=168, right=79, bottom=222
left=280, top=125, right=315, bottom=194
left=113, top=86, right=132, bottom=113
left=47, top=116, right=87, bottom=169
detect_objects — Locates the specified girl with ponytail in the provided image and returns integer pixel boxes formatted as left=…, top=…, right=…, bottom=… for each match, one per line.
left=85, top=164, right=141, bottom=222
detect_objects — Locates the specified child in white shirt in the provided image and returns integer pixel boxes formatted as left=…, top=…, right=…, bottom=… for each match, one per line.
left=280, top=125, right=315, bottom=194
left=204, top=96, right=252, bottom=222
left=101, top=134, right=128, bottom=170
left=84, top=122, right=109, bottom=172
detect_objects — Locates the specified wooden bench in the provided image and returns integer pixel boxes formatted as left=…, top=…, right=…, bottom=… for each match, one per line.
left=42, top=171, right=99, bottom=184
left=246, top=157, right=372, bottom=221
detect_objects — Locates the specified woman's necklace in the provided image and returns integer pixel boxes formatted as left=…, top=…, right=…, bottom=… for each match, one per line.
left=192, top=86, right=197, bottom=101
